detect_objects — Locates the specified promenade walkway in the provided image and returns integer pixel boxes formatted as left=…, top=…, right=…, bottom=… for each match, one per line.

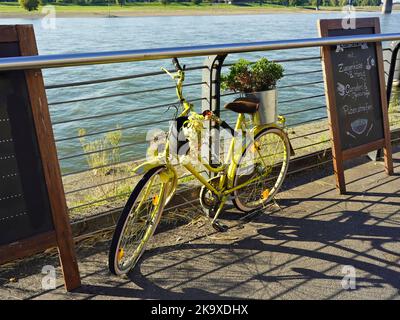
left=1, top=145, right=399, bottom=300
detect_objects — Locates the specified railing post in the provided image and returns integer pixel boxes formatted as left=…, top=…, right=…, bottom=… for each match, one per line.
left=369, top=41, right=399, bottom=161
left=202, top=54, right=227, bottom=176
left=386, top=42, right=400, bottom=103
left=382, top=0, right=393, bottom=14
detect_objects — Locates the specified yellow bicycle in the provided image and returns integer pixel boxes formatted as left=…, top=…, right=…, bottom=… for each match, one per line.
left=109, top=58, right=293, bottom=275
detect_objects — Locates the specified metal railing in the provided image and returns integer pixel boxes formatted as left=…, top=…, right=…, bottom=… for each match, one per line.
left=0, top=33, right=400, bottom=71
left=1, top=33, right=400, bottom=233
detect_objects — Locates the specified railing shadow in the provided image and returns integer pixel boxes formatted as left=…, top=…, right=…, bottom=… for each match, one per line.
left=73, top=207, right=400, bottom=299
left=11, top=146, right=400, bottom=300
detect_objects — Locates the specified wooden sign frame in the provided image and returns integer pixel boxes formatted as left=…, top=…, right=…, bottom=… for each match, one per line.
left=318, top=18, right=393, bottom=194
left=0, top=25, right=80, bottom=291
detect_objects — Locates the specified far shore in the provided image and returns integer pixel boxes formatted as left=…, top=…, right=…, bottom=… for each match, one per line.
left=0, top=4, right=397, bottom=19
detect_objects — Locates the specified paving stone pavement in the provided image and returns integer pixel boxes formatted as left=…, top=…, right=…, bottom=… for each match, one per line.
left=1, top=145, right=400, bottom=300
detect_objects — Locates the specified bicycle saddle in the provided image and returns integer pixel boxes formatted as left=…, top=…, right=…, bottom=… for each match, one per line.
left=224, top=96, right=260, bottom=114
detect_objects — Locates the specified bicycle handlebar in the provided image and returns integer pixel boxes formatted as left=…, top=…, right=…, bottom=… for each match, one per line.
left=161, top=58, right=192, bottom=115
left=172, top=57, right=185, bottom=72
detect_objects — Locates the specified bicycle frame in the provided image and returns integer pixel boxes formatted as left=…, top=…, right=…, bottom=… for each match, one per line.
left=132, top=65, right=290, bottom=222
left=110, top=60, right=295, bottom=275
left=182, top=115, right=286, bottom=192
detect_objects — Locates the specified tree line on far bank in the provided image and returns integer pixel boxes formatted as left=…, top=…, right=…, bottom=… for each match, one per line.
left=11, top=0, right=383, bottom=13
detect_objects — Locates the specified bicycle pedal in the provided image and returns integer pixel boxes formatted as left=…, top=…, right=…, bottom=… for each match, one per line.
left=212, top=221, right=228, bottom=232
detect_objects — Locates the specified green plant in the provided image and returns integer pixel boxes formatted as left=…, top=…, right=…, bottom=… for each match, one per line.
left=252, top=58, right=285, bottom=92
left=221, top=58, right=284, bottom=93
left=67, top=127, right=125, bottom=215
left=221, top=58, right=252, bottom=93
left=19, top=0, right=38, bottom=11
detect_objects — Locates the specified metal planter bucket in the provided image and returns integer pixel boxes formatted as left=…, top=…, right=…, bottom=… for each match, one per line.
left=246, top=89, right=277, bottom=125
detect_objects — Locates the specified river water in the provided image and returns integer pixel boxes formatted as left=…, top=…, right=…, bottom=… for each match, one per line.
left=1, top=12, right=399, bottom=174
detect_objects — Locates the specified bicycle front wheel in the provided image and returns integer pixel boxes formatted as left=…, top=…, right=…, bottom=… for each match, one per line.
left=109, top=166, right=167, bottom=275
left=232, top=128, right=290, bottom=212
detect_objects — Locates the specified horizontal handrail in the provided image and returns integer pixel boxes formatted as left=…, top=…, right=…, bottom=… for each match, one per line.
left=52, top=97, right=204, bottom=125
left=1, top=33, right=400, bottom=71
left=49, top=81, right=204, bottom=106
left=45, top=65, right=206, bottom=89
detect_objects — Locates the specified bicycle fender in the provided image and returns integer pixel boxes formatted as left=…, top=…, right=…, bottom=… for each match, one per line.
left=133, top=162, right=177, bottom=183
left=159, top=168, right=175, bottom=183
left=133, top=162, right=164, bottom=175
left=251, top=123, right=281, bottom=137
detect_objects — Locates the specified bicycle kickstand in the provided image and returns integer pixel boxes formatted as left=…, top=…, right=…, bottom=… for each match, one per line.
left=211, top=198, right=228, bottom=232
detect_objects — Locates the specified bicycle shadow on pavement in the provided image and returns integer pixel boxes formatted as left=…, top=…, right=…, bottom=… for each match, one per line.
left=72, top=207, right=400, bottom=300
left=74, top=147, right=400, bottom=299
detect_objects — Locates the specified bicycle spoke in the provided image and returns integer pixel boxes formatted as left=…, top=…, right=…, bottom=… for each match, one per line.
left=115, top=172, right=165, bottom=271
left=233, top=130, right=289, bottom=211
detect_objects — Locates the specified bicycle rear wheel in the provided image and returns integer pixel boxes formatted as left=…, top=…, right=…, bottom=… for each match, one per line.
left=109, top=166, right=167, bottom=275
left=232, top=128, right=290, bottom=212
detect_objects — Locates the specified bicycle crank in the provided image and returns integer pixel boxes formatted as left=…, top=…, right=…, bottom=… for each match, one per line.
left=199, top=176, right=221, bottom=218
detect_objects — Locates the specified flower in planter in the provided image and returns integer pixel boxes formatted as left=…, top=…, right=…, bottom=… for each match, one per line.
left=221, top=58, right=284, bottom=93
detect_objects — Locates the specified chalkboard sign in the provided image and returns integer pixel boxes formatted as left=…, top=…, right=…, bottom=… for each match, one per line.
left=329, top=27, right=384, bottom=150
left=319, top=18, right=393, bottom=194
left=0, top=25, right=80, bottom=291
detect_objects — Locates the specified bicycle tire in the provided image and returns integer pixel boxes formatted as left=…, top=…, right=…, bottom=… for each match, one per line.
left=109, top=166, right=166, bottom=275
left=232, top=127, right=290, bottom=212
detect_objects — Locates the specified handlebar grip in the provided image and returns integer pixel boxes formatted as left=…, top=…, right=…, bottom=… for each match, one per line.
left=172, top=57, right=183, bottom=71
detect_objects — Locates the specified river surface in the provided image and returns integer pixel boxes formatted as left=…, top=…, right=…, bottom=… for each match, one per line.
left=1, top=12, right=399, bottom=174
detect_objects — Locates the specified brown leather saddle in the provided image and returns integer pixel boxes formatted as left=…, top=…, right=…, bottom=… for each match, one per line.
left=224, top=96, right=259, bottom=114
